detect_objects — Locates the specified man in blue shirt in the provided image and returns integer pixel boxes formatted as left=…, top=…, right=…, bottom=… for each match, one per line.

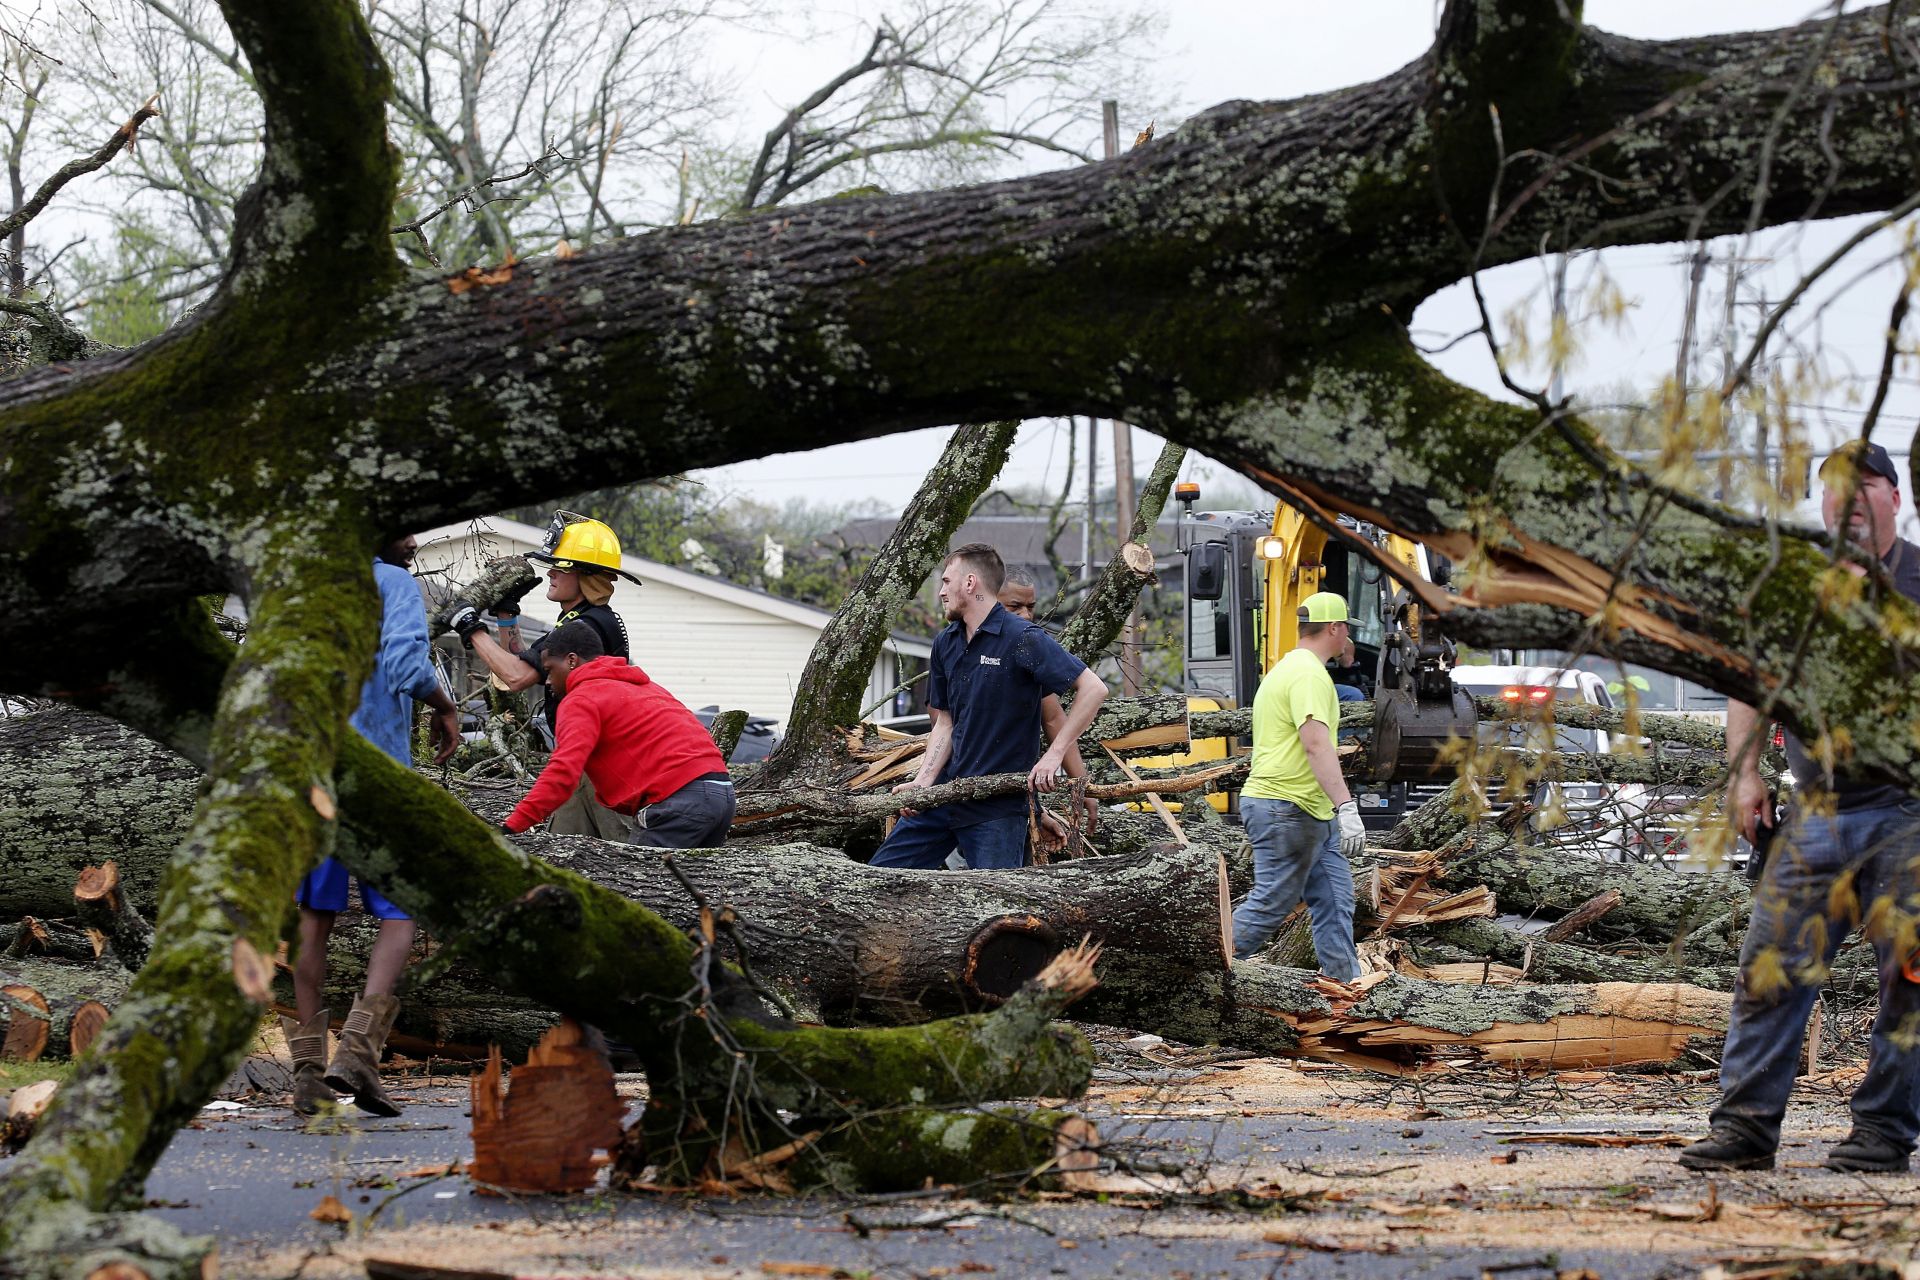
left=871, top=543, right=1108, bottom=870
left=287, top=533, right=460, bottom=1119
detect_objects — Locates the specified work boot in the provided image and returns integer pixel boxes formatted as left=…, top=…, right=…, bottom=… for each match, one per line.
left=282, top=1010, right=335, bottom=1117
left=1677, top=1125, right=1775, bottom=1171
left=1826, top=1128, right=1911, bottom=1173
left=323, top=993, right=403, bottom=1118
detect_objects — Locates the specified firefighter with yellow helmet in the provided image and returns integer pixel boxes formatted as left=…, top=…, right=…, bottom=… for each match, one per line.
left=447, top=512, right=640, bottom=836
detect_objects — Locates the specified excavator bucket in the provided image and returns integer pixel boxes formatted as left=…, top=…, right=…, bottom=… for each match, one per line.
left=1365, top=590, right=1477, bottom=783
left=1367, top=682, right=1477, bottom=783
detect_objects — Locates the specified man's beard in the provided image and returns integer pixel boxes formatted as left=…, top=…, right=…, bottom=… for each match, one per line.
left=943, top=600, right=964, bottom=621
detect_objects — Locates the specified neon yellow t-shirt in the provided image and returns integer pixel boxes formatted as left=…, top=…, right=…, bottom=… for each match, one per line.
left=1242, top=647, right=1339, bottom=819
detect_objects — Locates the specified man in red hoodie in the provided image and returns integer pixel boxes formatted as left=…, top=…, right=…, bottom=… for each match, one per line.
left=502, top=621, right=735, bottom=847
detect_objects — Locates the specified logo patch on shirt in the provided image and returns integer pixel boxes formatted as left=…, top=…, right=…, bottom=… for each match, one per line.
left=979, top=655, right=1002, bottom=666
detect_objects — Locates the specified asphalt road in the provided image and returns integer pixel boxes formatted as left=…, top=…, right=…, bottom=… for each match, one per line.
left=123, top=1083, right=1766, bottom=1280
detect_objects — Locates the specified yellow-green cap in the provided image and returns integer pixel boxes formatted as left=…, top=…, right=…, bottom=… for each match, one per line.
left=1298, top=591, right=1348, bottom=623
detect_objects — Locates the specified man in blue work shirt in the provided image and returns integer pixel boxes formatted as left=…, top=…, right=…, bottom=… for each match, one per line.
left=287, top=533, right=461, bottom=1119
left=871, top=543, right=1109, bottom=870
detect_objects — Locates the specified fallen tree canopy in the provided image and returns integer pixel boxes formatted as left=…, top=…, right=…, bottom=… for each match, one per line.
left=7, top=0, right=1920, bottom=1274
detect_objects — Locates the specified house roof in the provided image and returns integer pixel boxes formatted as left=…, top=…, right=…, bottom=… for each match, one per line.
left=418, top=517, right=933, bottom=658
left=825, top=491, right=1181, bottom=569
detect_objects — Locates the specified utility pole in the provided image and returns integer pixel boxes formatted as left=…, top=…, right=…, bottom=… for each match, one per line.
left=1083, top=415, right=1098, bottom=590
left=1103, top=99, right=1144, bottom=696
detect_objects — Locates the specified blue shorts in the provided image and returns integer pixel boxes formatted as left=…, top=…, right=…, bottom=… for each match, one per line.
left=296, top=857, right=409, bottom=920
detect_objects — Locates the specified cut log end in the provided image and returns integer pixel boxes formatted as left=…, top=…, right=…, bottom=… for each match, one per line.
left=2, top=983, right=49, bottom=1061
left=963, top=915, right=1060, bottom=1000
left=74, top=861, right=123, bottom=910
left=69, top=1000, right=109, bottom=1058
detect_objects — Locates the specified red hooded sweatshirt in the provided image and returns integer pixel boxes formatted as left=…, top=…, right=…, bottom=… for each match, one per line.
left=504, top=656, right=726, bottom=833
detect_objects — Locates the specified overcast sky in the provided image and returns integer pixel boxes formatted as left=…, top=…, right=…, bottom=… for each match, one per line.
left=689, top=0, right=1920, bottom=535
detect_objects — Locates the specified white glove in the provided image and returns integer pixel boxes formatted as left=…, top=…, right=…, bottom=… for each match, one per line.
left=1335, top=801, right=1367, bottom=858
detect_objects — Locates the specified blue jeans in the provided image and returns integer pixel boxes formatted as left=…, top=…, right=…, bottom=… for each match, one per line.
left=870, top=811, right=1028, bottom=870
left=1712, top=799, right=1920, bottom=1151
left=1232, top=798, right=1361, bottom=980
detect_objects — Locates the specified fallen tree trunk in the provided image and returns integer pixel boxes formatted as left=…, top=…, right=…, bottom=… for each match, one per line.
left=1312, top=972, right=1733, bottom=1071
left=1433, top=832, right=1753, bottom=956
left=1, top=956, right=129, bottom=1060
left=527, top=836, right=1234, bottom=1031
left=0, top=710, right=192, bottom=918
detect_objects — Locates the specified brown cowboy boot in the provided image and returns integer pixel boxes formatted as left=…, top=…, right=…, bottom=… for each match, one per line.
left=282, top=1010, right=335, bottom=1116
left=323, top=993, right=402, bottom=1117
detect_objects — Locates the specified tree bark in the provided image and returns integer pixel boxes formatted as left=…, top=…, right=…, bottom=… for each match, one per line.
left=762, top=422, right=1017, bottom=773
left=0, top=710, right=195, bottom=918
left=532, top=837, right=1232, bottom=1029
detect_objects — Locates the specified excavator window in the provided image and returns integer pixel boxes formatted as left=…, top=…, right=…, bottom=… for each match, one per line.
left=1188, top=591, right=1231, bottom=660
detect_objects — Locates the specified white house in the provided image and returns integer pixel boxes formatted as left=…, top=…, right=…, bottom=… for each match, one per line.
left=413, top=517, right=930, bottom=730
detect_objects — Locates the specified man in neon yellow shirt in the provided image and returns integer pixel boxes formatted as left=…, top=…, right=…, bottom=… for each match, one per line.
left=1233, top=591, right=1366, bottom=976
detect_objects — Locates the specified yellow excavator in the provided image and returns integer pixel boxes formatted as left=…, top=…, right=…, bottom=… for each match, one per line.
left=1169, top=483, right=1475, bottom=824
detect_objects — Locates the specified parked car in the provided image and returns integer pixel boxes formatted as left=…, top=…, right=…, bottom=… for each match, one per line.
left=694, top=706, right=780, bottom=763
left=1404, top=664, right=1645, bottom=859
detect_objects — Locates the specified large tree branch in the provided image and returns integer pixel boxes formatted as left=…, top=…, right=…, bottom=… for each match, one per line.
left=2, top=7, right=1913, bottom=601
left=0, top=523, right=378, bottom=1276
left=212, top=0, right=399, bottom=302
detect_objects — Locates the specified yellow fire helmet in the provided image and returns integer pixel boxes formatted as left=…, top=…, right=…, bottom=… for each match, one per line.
left=530, top=511, right=643, bottom=584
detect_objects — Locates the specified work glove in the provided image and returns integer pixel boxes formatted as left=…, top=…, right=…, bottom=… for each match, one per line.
left=446, top=601, right=486, bottom=649
left=1335, top=800, right=1367, bottom=859
left=496, top=577, right=536, bottom=612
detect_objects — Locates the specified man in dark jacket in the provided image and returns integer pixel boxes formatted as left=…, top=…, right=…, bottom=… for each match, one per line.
left=1681, top=441, right=1920, bottom=1174
left=502, top=621, right=734, bottom=848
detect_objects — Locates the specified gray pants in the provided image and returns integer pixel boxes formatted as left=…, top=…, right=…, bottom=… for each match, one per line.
left=547, top=775, right=636, bottom=841
left=628, top=776, right=736, bottom=850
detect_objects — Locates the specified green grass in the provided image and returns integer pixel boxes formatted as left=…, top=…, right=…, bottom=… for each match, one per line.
left=0, top=1059, right=73, bottom=1093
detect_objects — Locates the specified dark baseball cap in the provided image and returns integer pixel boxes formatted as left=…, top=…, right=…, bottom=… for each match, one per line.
left=1819, top=440, right=1901, bottom=489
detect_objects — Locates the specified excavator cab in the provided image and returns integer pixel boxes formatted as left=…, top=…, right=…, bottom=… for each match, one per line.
left=1174, top=487, right=1473, bottom=823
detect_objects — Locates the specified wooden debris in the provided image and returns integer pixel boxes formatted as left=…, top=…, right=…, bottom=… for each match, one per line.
left=1539, top=890, right=1622, bottom=944
left=74, top=861, right=153, bottom=969
left=1261, top=971, right=1731, bottom=1072
left=0, top=955, right=129, bottom=1059
left=469, top=1017, right=624, bottom=1193
left=2, top=1078, right=57, bottom=1151
left=1367, top=851, right=1495, bottom=931
left=309, top=1193, right=353, bottom=1224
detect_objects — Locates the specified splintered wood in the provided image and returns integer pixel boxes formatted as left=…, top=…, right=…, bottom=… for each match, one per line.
left=1367, top=851, right=1494, bottom=932
left=469, top=1018, right=625, bottom=1193
left=1276, top=973, right=1732, bottom=1073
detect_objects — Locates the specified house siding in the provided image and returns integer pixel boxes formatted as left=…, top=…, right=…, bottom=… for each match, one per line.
left=413, top=520, right=927, bottom=729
